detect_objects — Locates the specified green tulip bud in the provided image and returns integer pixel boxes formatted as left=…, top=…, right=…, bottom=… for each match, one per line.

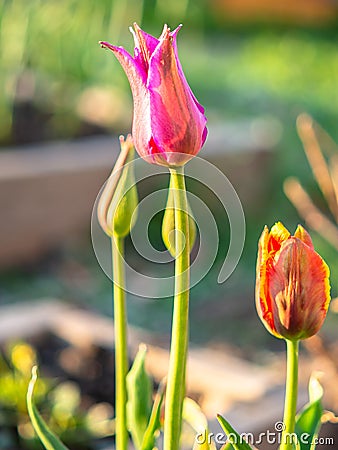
left=162, top=181, right=196, bottom=257
left=98, top=135, right=138, bottom=238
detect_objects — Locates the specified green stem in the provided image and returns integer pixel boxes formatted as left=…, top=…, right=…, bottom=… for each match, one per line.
left=280, top=339, right=299, bottom=450
left=164, top=166, right=190, bottom=450
left=112, top=234, right=128, bottom=450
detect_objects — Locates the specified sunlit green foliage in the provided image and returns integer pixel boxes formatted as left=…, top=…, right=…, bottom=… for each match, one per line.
left=1, top=0, right=337, bottom=145
left=0, top=341, right=114, bottom=449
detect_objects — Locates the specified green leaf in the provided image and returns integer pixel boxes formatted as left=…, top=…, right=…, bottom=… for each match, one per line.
left=141, top=379, right=165, bottom=450
left=217, top=415, right=253, bottom=450
left=27, top=366, right=69, bottom=450
left=295, top=374, right=324, bottom=450
left=127, top=344, right=152, bottom=450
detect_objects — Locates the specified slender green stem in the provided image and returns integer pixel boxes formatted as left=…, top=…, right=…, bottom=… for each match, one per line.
left=164, top=166, right=190, bottom=450
left=112, top=234, right=128, bottom=450
left=280, top=339, right=299, bottom=450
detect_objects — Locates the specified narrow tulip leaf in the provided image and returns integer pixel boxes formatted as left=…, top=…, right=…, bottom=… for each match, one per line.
left=141, top=379, right=165, bottom=450
left=217, top=415, right=253, bottom=450
left=127, top=345, right=152, bottom=450
left=295, top=374, right=324, bottom=450
left=27, top=366, right=69, bottom=450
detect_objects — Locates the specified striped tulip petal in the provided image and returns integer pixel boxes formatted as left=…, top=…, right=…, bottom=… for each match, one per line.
left=256, top=223, right=331, bottom=340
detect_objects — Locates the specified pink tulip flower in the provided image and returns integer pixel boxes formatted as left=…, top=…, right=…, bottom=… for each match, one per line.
left=100, top=23, right=207, bottom=167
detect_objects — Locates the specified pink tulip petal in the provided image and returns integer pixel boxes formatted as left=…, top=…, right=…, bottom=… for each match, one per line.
left=131, top=23, right=159, bottom=72
left=170, top=25, right=206, bottom=115
left=133, top=23, right=160, bottom=55
left=147, top=27, right=207, bottom=165
left=100, top=41, right=147, bottom=88
left=201, top=126, right=208, bottom=146
left=100, top=24, right=207, bottom=167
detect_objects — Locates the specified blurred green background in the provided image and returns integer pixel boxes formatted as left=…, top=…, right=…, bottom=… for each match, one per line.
left=1, top=0, right=338, bottom=146
left=1, top=0, right=338, bottom=348
left=1, top=1, right=338, bottom=448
